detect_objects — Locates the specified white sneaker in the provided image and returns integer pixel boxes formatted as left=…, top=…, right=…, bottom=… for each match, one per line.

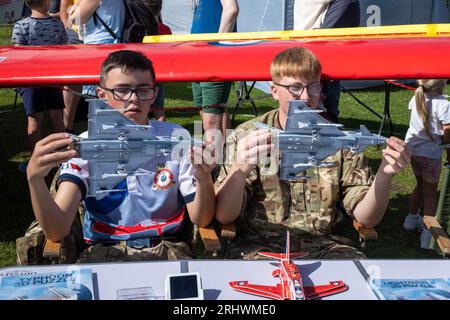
left=403, top=214, right=424, bottom=231
left=420, top=229, right=432, bottom=249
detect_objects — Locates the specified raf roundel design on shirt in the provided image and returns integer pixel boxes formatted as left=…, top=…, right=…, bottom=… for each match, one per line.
left=153, top=167, right=176, bottom=190
left=61, top=162, right=81, bottom=172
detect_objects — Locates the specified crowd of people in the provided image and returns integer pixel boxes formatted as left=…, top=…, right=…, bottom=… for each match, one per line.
left=10, top=0, right=450, bottom=265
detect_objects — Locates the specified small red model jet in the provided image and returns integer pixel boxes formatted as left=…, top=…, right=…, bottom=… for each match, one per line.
left=229, top=231, right=348, bottom=300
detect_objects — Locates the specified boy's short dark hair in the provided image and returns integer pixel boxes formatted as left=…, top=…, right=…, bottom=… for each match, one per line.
left=142, top=0, right=162, bottom=17
left=99, top=50, right=156, bottom=86
left=25, top=0, right=46, bottom=8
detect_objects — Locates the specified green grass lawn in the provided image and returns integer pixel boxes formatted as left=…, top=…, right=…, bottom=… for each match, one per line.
left=0, top=25, right=447, bottom=266
left=0, top=24, right=13, bottom=46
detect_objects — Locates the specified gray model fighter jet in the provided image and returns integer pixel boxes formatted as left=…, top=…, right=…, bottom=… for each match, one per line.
left=255, top=100, right=387, bottom=181
left=69, top=99, right=196, bottom=196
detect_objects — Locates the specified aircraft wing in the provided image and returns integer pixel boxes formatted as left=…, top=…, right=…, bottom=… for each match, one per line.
left=1, top=36, right=450, bottom=87
left=303, top=281, right=348, bottom=300
left=259, top=252, right=309, bottom=260
left=229, top=281, right=284, bottom=300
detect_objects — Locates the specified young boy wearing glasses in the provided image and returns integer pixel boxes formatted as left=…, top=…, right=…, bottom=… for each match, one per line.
left=25, top=50, right=215, bottom=262
left=215, top=47, right=411, bottom=259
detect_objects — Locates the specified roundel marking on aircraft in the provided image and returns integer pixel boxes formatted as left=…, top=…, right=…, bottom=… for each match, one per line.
left=208, top=40, right=266, bottom=47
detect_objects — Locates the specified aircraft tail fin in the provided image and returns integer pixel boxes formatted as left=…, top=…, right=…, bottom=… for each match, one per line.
left=360, top=125, right=372, bottom=136
left=258, top=251, right=308, bottom=260
left=258, top=231, right=308, bottom=260
left=286, top=230, right=290, bottom=261
left=258, top=252, right=286, bottom=260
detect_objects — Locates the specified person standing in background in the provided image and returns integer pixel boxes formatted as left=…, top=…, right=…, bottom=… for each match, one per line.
left=60, top=0, right=82, bottom=42
left=321, top=0, right=360, bottom=29
left=403, top=79, right=450, bottom=249
left=293, top=0, right=360, bottom=122
left=21, top=1, right=32, bottom=17
left=190, top=0, right=239, bottom=137
left=143, top=0, right=172, bottom=122
left=293, top=0, right=359, bottom=34
left=293, top=0, right=332, bottom=30
left=68, top=0, right=125, bottom=45
left=60, top=0, right=82, bottom=134
left=68, top=0, right=125, bottom=98
left=321, top=0, right=360, bottom=123
left=12, top=0, right=67, bottom=172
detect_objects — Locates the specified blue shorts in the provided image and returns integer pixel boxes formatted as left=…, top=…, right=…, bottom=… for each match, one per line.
left=18, top=87, right=64, bottom=116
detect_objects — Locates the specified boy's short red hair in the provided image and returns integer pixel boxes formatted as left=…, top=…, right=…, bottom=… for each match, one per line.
left=270, top=47, right=322, bottom=83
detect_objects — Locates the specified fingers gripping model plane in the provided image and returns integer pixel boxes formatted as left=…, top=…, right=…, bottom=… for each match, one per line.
left=229, top=231, right=348, bottom=300
left=255, top=100, right=387, bottom=181
left=69, top=99, right=196, bottom=196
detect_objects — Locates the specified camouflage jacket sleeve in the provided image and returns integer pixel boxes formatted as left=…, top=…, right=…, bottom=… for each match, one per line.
left=215, top=127, right=258, bottom=219
left=340, top=149, right=374, bottom=217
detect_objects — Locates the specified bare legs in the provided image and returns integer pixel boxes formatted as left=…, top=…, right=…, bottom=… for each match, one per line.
left=62, top=85, right=81, bottom=133
left=200, top=110, right=230, bottom=137
left=409, top=175, right=438, bottom=218
left=27, top=109, right=64, bottom=153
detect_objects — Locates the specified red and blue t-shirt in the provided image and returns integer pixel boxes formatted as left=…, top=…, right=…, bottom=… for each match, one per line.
left=58, top=121, right=196, bottom=245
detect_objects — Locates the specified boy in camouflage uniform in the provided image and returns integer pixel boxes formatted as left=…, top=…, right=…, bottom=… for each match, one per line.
left=24, top=50, right=216, bottom=263
left=215, top=47, right=411, bottom=259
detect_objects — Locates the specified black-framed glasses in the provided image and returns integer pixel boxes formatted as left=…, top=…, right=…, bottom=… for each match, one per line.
left=274, top=82, right=322, bottom=96
left=100, top=87, right=156, bottom=101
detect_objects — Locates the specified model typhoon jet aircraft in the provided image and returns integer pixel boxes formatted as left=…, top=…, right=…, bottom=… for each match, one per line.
left=69, top=99, right=197, bottom=196
left=229, top=231, right=348, bottom=300
left=255, top=100, right=386, bottom=181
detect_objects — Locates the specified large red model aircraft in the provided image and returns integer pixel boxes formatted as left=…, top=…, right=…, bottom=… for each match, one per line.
left=229, top=231, right=348, bottom=300
left=0, top=35, right=450, bottom=88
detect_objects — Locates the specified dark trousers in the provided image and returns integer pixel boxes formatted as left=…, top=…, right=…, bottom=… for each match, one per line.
left=321, top=80, right=341, bottom=123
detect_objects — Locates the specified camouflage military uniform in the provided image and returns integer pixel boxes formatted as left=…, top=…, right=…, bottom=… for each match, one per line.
left=77, top=239, right=192, bottom=263
left=16, top=213, right=192, bottom=265
left=217, top=109, right=373, bottom=259
left=76, top=208, right=194, bottom=263
left=17, top=218, right=193, bottom=264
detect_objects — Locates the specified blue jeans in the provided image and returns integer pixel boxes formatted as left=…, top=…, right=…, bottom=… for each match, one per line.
left=321, top=80, right=341, bottom=123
